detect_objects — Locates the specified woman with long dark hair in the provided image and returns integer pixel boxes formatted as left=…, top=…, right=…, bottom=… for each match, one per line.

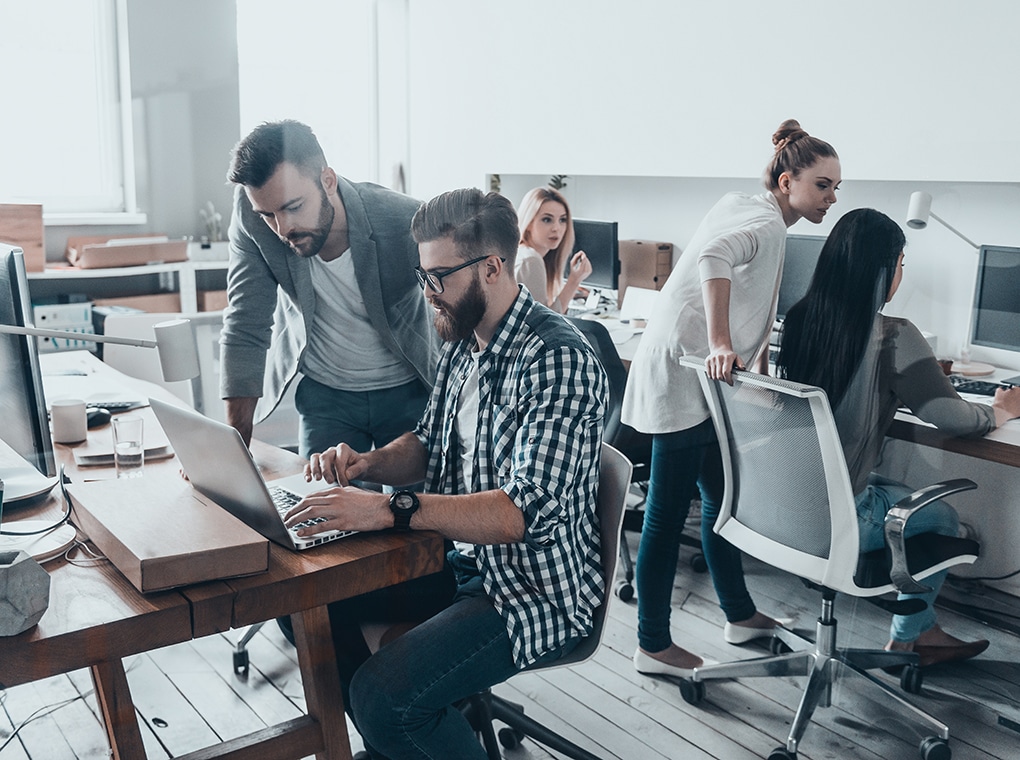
left=623, top=120, right=840, bottom=677
left=778, top=208, right=1020, bottom=666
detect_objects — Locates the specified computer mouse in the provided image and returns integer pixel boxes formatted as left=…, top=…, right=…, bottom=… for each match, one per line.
left=86, top=407, right=112, bottom=429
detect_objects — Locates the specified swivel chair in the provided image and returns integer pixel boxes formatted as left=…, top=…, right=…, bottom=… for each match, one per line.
left=676, top=357, right=979, bottom=760
left=462, top=442, right=633, bottom=759
left=566, top=317, right=702, bottom=602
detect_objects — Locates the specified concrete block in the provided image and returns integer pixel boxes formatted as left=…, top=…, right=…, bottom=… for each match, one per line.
left=0, top=550, right=51, bottom=636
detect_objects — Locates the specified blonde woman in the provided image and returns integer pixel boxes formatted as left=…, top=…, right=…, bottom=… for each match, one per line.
left=515, top=187, right=591, bottom=313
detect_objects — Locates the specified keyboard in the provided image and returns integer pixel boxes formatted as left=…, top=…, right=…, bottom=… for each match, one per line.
left=86, top=400, right=144, bottom=411
left=268, top=485, right=327, bottom=531
left=950, top=376, right=1013, bottom=396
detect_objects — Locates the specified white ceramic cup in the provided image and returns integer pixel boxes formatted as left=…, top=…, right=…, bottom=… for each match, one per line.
left=51, top=399, right=87, bottom=444
left=112, top=415, right=144, bottom=479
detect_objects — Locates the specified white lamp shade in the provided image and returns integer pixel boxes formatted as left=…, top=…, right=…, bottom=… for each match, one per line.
left=906, top=191, right=932, bottom=229
left=153, top=319, right=200, bottom=382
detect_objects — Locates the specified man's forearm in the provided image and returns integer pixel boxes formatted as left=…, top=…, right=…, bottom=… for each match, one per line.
left=411, top=489, right=525, bottom=544
left=362, top=432, right=429, bottom=487
left=225, top=396, right=259, bottom=446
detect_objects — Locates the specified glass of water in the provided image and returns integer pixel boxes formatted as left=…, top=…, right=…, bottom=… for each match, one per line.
left=112, top=415, right=144, bottom=479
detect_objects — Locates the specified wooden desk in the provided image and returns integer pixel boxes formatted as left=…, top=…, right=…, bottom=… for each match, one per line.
left=1, top=353, right=445, bottom=760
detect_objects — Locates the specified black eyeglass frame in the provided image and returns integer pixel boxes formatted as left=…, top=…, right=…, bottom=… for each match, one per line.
left=413, top=255, right=506, bottom=295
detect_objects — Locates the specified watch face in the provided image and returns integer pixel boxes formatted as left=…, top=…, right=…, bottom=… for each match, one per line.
left=394, top=493, right=415, bottom=510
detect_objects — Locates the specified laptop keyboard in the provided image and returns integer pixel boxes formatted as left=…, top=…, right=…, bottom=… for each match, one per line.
left=268, top=486, right=328, bottom=531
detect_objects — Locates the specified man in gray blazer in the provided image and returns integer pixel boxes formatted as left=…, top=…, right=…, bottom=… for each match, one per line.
left=220, top=120, right=438, bottom=458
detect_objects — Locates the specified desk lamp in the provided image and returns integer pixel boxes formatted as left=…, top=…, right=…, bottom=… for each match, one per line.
left=906, top=191, right=979, bottom=250
left=0, top=318, right=200, bottom=382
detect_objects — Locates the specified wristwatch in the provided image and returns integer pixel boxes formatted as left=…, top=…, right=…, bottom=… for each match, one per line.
left=389, top=490, right=420, bottom=531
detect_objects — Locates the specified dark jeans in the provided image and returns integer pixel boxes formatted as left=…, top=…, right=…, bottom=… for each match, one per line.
left=635, top=418, right=757, bottom=653
left=280, top=557, right=578, bottom=759
left=295, top=375, right=428, bottom=459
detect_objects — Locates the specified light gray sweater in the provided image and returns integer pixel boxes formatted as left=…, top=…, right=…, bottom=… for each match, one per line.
left=834, top=315, right=996, bottom=494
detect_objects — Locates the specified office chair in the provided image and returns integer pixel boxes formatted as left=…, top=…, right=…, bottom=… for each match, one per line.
left=461, top=442, right=632, bottom=759
left=674, top=357, right=979, bottom=760
left=566, top=316, right=703, bottom=602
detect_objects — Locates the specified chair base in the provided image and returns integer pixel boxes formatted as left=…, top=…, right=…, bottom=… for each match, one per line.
left=684, top=603, right=952, bottom=759
left=463, top=690, right=603, bottom=760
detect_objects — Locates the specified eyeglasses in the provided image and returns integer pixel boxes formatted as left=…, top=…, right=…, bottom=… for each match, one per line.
left=413, top=255, right=505, bottom=295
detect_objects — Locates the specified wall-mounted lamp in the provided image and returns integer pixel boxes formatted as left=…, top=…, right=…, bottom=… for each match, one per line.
left=0, top=318, right=200, bottom=382
left=906, top=191, right=979, bottom=250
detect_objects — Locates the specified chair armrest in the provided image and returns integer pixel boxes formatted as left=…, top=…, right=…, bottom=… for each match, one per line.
left=884, top=479, right=977, bottom=594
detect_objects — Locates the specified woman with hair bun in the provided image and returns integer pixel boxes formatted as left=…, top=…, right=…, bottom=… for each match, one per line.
left=622, top=119, right=841, bottom=678
left=515, top=186, right=592, bottom=313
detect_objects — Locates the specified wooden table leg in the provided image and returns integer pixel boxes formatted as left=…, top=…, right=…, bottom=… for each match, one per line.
left=91, top=659, right=147, bottom=760
left=292, top=606, right=354, bottom=760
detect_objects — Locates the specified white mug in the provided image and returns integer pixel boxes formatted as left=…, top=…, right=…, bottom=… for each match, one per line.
left=51, top=399, right=87, bottom=444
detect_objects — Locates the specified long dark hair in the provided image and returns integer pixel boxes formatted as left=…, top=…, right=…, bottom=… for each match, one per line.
left=776, top=208, right=905, bottom=408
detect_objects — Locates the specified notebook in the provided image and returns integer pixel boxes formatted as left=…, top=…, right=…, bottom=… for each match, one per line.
left=148, top=397, right=356, bottom=550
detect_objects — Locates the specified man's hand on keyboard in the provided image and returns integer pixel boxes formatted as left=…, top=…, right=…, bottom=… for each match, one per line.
left=305, top=443, right=368, bottom=486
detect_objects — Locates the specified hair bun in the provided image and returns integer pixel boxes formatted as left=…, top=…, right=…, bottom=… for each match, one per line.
left=773, top=119, right=808, bottom=152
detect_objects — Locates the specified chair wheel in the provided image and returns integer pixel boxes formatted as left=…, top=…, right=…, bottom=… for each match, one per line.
left=679, top=678, right=705, bottom=705
left=498, top=726, right=524, bottom=749
left=901, top=663, right=923, bottom=694
left=768, top=747, right=796, bottom=760
left=769, top=636, right=792, bottom=655
left=690, top=553, right=708, bottom=573
left=919, top=736, right=951, bottom=760
left=614, top=580, right=634, bottom=601
left=233, top=649, right=249, bottom=676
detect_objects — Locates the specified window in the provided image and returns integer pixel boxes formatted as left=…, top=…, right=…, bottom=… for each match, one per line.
left=0, top=0, right=141, bottom=223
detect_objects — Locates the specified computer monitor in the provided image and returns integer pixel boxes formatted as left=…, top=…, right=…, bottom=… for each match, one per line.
left=971, top=244, right=1020, bottom=353
left=572, top=219, right=619, bottom=291
left=0, top=244, right=56, bottom=480
left=777, top=234, right=826, bottom=320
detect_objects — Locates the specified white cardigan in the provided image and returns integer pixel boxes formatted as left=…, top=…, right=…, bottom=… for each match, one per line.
left=621, top=191, right=787, bottom=434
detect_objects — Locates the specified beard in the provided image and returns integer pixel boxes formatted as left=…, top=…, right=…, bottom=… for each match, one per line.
left=431, top=273, right=486, bottom=342
left=283, top=186, right=335, bottom=258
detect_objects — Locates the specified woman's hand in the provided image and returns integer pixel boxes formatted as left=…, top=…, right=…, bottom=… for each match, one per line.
left=304, top=443, right=369, bottom=486
left=705, top=348, right=744, bottom=384
left=992, top=385, right=1020, bottom=425
left=568, top=250, right=593, bottom=283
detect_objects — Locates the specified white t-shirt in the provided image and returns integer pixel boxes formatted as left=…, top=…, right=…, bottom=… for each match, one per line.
left=302, top=251, right=417, bottom=391
left=452, top=351, right=481, bottom=556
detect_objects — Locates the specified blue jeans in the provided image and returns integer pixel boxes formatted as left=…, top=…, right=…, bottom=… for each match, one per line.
left=350, top=571, right=578, bottom=759
left=295, top=376, right=429, bottom=459
left=855, top=475, right=959, bottom=643
left=636, top=418, right=758, bottom=653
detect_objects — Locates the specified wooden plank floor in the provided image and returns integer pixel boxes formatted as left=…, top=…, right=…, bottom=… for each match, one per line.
left=3, top=522, right=1020, bottom=759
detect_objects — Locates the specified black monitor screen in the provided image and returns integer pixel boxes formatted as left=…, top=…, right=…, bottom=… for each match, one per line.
left=572, top=219, right=619, bottom=291
left=777, top=234, right=826, bottom=320
left=0, top=245, right=56, bottom=478
left=971, top=245, right=1020, bottom=353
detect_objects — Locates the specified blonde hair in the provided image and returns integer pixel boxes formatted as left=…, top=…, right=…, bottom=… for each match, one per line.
left=517, top=186, right=575, bottom=304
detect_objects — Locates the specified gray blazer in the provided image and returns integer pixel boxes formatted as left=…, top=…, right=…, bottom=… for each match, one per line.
left=220, top=176, right=438, bottom=423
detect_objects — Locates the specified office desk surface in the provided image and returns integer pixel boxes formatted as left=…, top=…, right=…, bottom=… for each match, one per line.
left=3, top=351, right=445, bottom=760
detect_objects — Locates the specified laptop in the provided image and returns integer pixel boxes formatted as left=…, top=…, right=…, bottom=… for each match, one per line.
left=149, top=397, right=356, bottom=550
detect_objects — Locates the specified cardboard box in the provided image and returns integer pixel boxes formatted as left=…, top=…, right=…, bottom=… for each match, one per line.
left=196, top=289, right=228, bottom=312
left=94, top=293, right=182, bottom=313
left=66, top=234, right=188, bottom=269
left=0, top=203, right=45, bottom=272
left=618, top=240, right=674, bottom=307
left=66, top=473, right=269, bottom=593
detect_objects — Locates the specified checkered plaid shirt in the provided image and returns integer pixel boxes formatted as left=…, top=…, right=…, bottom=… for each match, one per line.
left=414, top=288, right=608, bottom=667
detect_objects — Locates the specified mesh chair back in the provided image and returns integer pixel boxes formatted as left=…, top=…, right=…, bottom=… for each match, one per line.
left=679, top=358, right=864, bottom=592
left=564, top=443, right=633, bottom=664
